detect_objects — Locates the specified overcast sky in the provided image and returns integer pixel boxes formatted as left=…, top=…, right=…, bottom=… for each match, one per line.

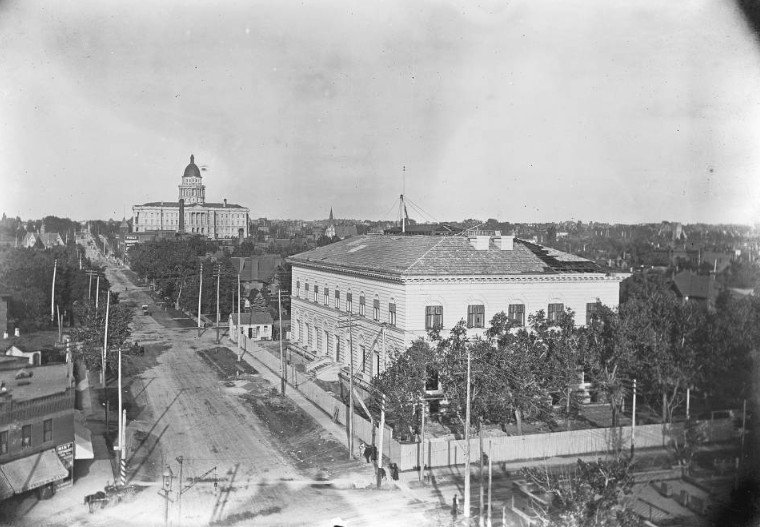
left=1, top=0, right=759, bottom=225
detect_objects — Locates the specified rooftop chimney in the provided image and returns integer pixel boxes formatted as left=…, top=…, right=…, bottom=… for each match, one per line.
left=223, top=199, right=227, bottom=208
left=469, top=235, right=490, bottom=251
left=495, top=235, right=514, bottom=250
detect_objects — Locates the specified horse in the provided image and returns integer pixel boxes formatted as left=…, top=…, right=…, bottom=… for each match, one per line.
left=84, top=491, right=108, bottom=513
left=363, top=445, right=376, bottom=464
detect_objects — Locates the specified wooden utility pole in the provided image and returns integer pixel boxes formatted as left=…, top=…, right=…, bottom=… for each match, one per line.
left=464, top=346, right=472, bottom=518
left=377, top=394, right=386, bottom=489
left=479, top=418, right=485, bottom=526
left=197, top=263, right=203, bottom=337
left=215, top=264, right=220, bottom=344
left=96, top=274, right=101, bottom=310
left=279, top=289, right=286, bottom=395
left=631, top=378, right=637, bottom=457
left=349, top=311, right=354, bottom=459
left=237, top=263, right=241, bottom=359
left=419, top=399, right=426, bottom=483
left=102, top=290, right=110, bottom=387
left=51, top=259, right=57, bottom=323
left=488, top=441, right=493, bottom=527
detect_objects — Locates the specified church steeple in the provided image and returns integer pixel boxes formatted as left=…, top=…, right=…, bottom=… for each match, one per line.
left=328, top=208, right=334, bottom=223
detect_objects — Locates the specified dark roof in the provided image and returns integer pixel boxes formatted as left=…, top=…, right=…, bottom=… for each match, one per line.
left=230, top=256, right=283, bottom=282
left=231, top=311, right=274, bottom=325
left=183, top=154, right=202, bottom=179
left=137, top=201, right=246, bottom=209
left=289, top=235, right=601, bottom=278
left=672, top=271, right=720, bottom=301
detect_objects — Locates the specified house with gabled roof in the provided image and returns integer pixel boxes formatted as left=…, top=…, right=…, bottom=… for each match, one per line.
left=288, top=233, right=625, bottom=385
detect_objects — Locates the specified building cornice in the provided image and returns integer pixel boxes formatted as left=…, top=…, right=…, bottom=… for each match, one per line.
left=291, top=260, right=625, bottom=285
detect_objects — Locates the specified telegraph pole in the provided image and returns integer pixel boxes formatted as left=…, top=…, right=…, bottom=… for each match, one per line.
left=279, top=289, right=285, bottom=395
left=215, top=263, right=220, bottom=344
left=96, top=273, right=101, bottom=310
left=197, top=263, right=203, bottom=337
left=464, top=346, right=472, bottom=518
left=102, top=290, right=110, bottom=388
left=349, top=311, right=354, bottom=458
left=51, top=259, right=57, bottom=323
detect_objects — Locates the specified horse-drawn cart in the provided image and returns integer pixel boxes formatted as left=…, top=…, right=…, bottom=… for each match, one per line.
left=84, top=483, right=138, bottom=513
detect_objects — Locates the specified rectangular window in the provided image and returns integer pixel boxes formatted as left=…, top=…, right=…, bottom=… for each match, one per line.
left=21, top=425, right=31, bottom=449
left=307, top=323, right=312, bottom=347
left=335, top=290, right=341, bottom=310
left=373, top=299, right=380, bottom=321
left=361, top=345, right=369, bottom=375
left=467, top=304, right=485, bottom=328
left=508, top=304, right=525, bottom=326
left=359, top=295, right=365, bottom=316
left=0, top=431, right=7, bottom=455
left=425, top=305, right=443, bottom=330
left=43, top=419, right=52, bottom=442
left=586, top=302, right=599, bottom=326
left=548, top=303, right=564, bottom=324
left=296, top=280, right=300, bottom=297
left=324, top=288, right=329, bottom=306
left=388, top=303, right=396, bottom=326
left=313, top=285, right=319, bottom=302
left=347, top=293, right=353, bottom=313
left=305, top=283, right=309, bottom=300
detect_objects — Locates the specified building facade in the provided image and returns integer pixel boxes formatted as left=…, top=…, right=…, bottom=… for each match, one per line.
left=0, top=364, right=80, bottom=500
left=132, top=155, right=249, bottom=239
left=288, top=234, right=624, bottom=386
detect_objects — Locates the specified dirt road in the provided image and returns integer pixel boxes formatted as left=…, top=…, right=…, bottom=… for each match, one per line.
left=20, top=251, right=444, bottom=527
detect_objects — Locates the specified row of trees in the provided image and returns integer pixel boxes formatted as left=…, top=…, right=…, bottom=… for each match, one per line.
left=371, top=277, right=759, bottom=438
left=0, top=243, right=135, bottom=374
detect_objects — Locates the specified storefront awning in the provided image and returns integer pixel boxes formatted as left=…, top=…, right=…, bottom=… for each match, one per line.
left=0, top=449, right=69, bottom=494
left=74, top=420, right=94, bottom=460
left=0, top=470, right=13, bottom=500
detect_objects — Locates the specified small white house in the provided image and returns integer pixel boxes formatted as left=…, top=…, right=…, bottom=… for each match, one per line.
left=4, top=345, right=41, bottom=366
left=229, top=311, right=274, bottom=342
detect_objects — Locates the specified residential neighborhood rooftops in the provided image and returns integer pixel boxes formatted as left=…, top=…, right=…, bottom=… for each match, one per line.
left=289, top=235, right=603, bottom=277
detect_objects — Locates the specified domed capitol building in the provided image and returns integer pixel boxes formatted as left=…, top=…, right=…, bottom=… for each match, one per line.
left=132, top=155, right=249, bottom=239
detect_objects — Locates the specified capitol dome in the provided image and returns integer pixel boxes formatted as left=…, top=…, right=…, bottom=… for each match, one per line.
left=183, top=154, right=201, bottom=179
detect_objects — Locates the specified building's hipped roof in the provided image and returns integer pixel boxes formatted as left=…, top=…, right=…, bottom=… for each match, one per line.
left=136, top=201, right=246, bottom=209
left=289, top=235, right=603, bottom=277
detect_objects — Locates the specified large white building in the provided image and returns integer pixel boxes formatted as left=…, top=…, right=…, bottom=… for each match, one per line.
left=132, top=155, right=249, bottom=239
left=288, top=233, right=624, bottom=384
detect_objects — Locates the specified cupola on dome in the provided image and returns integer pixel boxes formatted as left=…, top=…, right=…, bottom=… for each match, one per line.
left=183, top=154, right=201, bottom=179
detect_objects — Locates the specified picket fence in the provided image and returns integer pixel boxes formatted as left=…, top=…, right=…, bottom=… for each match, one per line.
left=250, top=348, right=738, bottom=471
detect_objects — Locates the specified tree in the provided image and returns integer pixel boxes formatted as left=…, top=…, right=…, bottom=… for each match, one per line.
left=249, top=290, right=267, bottom=312
left=618, top=288, right=704, bottom=423
left=521, top=458, right=642, bottom=527
left=69, top=300, right=134, bottom=372
left=370, top=339, right=434, bottom=440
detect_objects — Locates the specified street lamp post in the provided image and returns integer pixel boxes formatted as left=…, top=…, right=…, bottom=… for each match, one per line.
left=162, top=465, right=174, bottom=527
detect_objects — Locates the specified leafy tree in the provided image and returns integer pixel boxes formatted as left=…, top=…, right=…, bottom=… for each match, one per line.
left=249, top=290, right=268, bottom=312
left=69, top=300, right=133, bottom=373
left=521, top=458, right=642, bottom=527
left=370, top=339, right=434, bottom=440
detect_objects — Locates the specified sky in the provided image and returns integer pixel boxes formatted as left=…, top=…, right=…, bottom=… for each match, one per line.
left=1, top=0, right=759, bottom=225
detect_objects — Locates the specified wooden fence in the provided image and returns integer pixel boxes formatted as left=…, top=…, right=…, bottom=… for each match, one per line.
left=250, top=347, right=738, bottom=471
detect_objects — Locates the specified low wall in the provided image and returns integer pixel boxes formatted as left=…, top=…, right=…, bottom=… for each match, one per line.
left=250, top=346, right=738, bottom=471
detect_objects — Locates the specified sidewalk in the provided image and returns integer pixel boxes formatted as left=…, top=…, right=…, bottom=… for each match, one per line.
left=230, top=338, right=430, bottom=502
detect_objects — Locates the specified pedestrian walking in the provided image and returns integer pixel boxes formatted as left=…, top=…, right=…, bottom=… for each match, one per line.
left=452, top=494, right=458, bottom=516
left=423, top=465, right=431, bottom=485
left=390, top=463, right=399, bottom=481
left=358, top=441, right=366, bottom=460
